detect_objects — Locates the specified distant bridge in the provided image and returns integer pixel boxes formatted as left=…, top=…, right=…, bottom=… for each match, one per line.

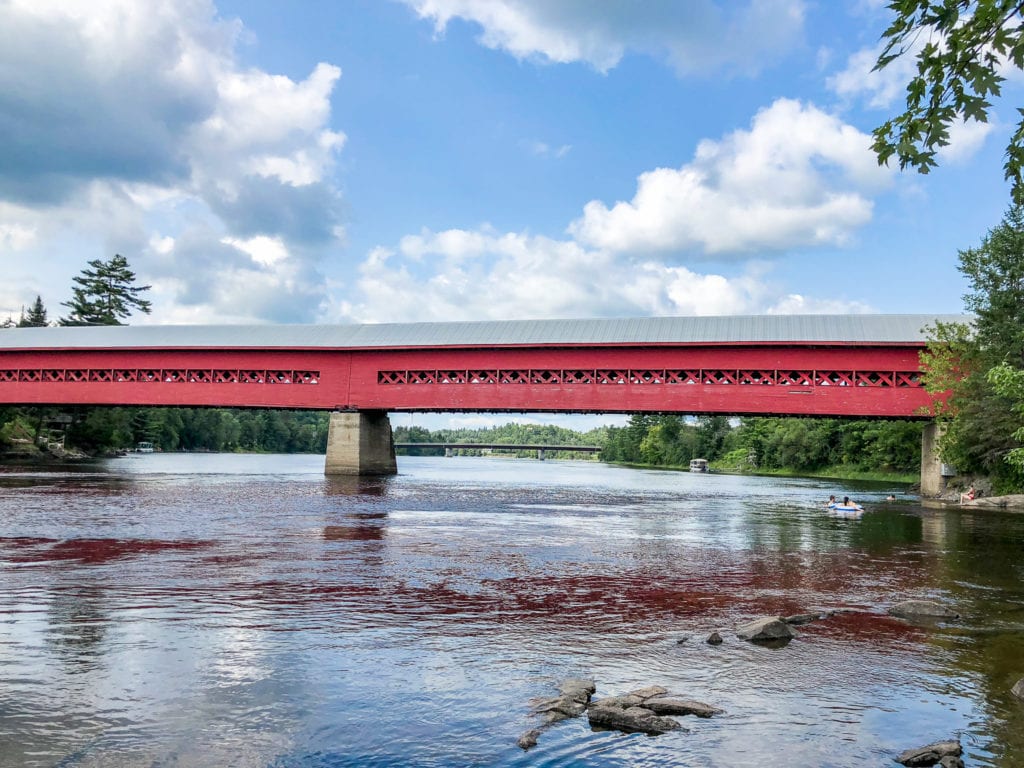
left=394, top=442, right=602, bottom=459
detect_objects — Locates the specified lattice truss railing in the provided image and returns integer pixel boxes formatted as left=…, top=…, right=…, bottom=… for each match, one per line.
left=0, top=369, right=320, bottom=384
left=377, top=369, right=922, bottom=387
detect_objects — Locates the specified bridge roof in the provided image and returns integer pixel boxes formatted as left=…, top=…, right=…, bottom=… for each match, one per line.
left=0, top=314, right=970, bottom=350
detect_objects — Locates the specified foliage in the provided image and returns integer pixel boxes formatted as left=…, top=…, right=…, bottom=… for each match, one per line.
left=987, top=361, right=1024, bottom=469
left=393, top=421, right=603, bottom=459
left=61, top=254, right=151, bottom=326
left=600, top=415, right=921, bottom=476
left=0, top=406, right=330, bottom=456
left=872, top=0, right=1024, bottom=203
left=17, top=296, right=48, bottom=327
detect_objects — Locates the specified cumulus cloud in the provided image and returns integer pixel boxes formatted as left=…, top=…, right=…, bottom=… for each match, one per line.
left=341, top=226, right=874, bottom=324
left=828, top=35, right=996, bottom=165
left=569, top=99, right=889, bottom=256
left=0, top=0, right=347, bottom=323
left=403, top=0, right=806, bottom=75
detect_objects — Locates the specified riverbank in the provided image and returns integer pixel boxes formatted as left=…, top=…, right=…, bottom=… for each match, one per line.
left=608, top=460, right=916, bottom=485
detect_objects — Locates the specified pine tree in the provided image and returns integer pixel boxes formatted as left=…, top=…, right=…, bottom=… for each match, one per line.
left=17, top=295, right=48, bottom=327
left=61, top=254, right=152, bottom=326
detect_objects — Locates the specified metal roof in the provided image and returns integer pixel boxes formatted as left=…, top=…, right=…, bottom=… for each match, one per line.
left=0, top=314, right=972, bottom=350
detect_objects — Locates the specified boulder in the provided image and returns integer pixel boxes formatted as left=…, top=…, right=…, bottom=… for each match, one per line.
left=643, top=696, right=723, bottom=718
left=587, top=703, right=682, bottom=735
left=1012, top=677, right=1024, bottom=700
left=530, top=696, right=586, bottom=718
left=938, top=757, right=965, bottom=768
left=895, top=740, right=962, bottom=766
left=736, top=616, right=795, bottom=643
left=628, top=685, right=668, bottom=700
left=520, top=678, right=596, bottom=747
left=888, top=600, right=960, bottom=620
left=558, top=678, right=596, bottom=704
left=589, top=694, right=643, bottom=710
left=516, top=728, right=541, bottom=750
left=783, top=612, right=827, bottom=625
left=706, top=631, right=723, bottom=645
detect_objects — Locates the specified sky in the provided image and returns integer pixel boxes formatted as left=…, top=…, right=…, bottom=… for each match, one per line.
left=0, top=0, right=1018, bottom=429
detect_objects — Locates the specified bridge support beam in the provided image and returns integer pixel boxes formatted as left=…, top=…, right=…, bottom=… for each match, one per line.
left=325, top=411, right=397, bottom=476
left=920, top=422, right=947, bottom=497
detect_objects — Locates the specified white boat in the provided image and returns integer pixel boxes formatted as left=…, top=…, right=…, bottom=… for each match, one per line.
left=689, top=458, right=709, bottom=473
left=828, top=502, right=863, bottom=514
left=136, top=441, right=154, bottom=453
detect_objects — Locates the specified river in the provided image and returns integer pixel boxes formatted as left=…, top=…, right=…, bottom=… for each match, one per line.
left=0, top=454, right=1022, bottom=767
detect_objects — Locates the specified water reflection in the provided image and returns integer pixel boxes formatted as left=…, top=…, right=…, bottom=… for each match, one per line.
left=0, top=454, right=1021, bottom=767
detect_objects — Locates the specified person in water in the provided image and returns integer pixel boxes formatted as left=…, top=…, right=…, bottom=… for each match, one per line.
left=827, top=495, right=837, bottom=506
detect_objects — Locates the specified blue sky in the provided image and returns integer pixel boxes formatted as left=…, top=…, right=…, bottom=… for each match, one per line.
left=2, top=0, right=1016, bottom=330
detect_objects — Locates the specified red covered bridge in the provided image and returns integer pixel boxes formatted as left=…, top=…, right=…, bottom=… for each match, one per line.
left=0, top=314, right=966, bottom=477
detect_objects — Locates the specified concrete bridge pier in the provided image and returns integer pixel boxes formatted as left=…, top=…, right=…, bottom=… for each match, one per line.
left=920, top=422, right=947, bottom=498
left=537, top=448, right=545, bottom=460
left=325, top=410, right=397, bottom=476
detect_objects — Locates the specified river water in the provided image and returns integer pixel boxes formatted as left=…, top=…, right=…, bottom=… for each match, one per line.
left=1, top=454, right=1023, bottom=767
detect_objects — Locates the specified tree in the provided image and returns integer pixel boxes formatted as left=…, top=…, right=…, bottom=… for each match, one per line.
left=17, top=295, right=48, bottom=327
left=872, top=1, right=1024, bottom=203
left=921, top=205, right=1024, bottom=490
left=61, top=254, right=151, bottom=326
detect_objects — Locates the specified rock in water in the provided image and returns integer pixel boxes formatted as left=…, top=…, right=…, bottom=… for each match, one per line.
left=783, top=612, right=824, bottom=625
left=735, top=617, right=795, bottom=642
left=587, top=703, right=682, bottom=735
left=887, top=600, right=959, bottom=620
left=706, top=631, right=723, bottom=645
left=558, top=678, right=596, bottom=704
left=517, top=729, right=541, bottom=750
left=1012, top=677, right=1024, bottom=701
left=643, top=697, right=723, bottom=718
left=628, top=686, right=668, bottom=700
left=895, top=740, right=962, bottom=766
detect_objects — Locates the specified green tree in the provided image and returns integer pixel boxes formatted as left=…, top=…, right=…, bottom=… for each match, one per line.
left=872, top=0, right=1024, bottom=202
left=61, top=254, right=152, bottom=326
left=988, top=361, right=1024, bottom=470
left=921, top=205, right=1024, bottom=490
left=17, top=296, right=48, bottom=327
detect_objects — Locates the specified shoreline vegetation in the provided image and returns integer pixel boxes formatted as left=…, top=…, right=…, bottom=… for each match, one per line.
left=2, top=411, right=927, bottom=485
left=606, top=459, right=917, bottom=485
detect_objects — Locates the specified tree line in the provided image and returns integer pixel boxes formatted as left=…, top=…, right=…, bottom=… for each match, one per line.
left=1, top=255, right=330, bottom=456
left=394, top=416, right=923, bottom=478
left=600, top=415, right=922, bottom=476
left=393, top=422, right=609, bottom=460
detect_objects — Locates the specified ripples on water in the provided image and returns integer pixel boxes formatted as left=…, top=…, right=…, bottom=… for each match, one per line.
left=1, top=455, right=1023, bottom=767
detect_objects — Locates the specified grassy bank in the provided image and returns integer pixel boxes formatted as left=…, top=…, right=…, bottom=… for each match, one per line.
left=710, top=459, right=916, bottom=484
left=606, top=459, right=916, bottom=484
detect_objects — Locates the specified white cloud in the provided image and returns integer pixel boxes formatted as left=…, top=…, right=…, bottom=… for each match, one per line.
left=0, top=0, right=347, bottom=323
left=403, top=0, right=806, bottom=75
left=827, top=43, right=916, bottom=110
left=523, top=140, right=572, bottom=158
left=341, top=225, right=875, bottom=325
left=569, top=99, right=889, bottom=256
left=829, top=38, right=996, bottom=165
left=937, top=117, right=995, bottom=163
